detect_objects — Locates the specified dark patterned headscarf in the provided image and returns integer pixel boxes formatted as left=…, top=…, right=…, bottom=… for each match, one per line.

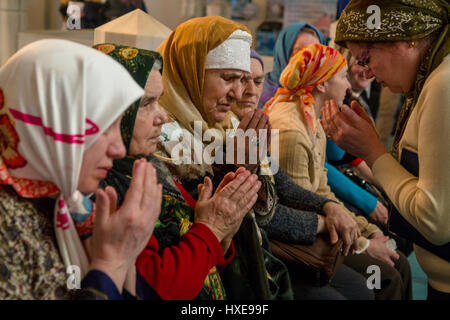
left=335, top=0, right=449, bottom=158
left=94, top=43, right=163, bottom=205
left=93, top=43, right=163, bottom=152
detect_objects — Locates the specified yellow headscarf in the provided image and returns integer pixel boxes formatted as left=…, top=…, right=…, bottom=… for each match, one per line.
left=157, top=16, right=251, bottom=136
left=264, top=43, right=347, bottom=135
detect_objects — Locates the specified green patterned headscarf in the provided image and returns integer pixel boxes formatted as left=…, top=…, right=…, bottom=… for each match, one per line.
left=335, top=0, right=449, bottom=158
left=93, top=43, right=163, bottom=152
left=93, top=43, right=163, bottom=206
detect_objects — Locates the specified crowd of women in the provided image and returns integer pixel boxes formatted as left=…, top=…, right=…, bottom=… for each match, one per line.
left=0, top=0, right=448, bottom=300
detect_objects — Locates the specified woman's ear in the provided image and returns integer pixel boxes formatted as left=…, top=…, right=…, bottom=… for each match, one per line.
left=315, top=82, right=327, bottom=94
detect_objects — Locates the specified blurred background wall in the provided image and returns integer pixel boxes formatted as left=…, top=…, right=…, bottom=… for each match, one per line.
left=0, top=0, right=62, bottom=65
left=1, top=0, right=269, bottom=66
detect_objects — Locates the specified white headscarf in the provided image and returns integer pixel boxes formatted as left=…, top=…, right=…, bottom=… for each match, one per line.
left=205, top=29, right=252, bottom=72
left=0, top=39, right=144, bottom=277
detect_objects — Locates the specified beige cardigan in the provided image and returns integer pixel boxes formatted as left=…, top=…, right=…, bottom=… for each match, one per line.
left=268, top=101, right=380, bottom=252
left=372, top=54, right=450, bottom=293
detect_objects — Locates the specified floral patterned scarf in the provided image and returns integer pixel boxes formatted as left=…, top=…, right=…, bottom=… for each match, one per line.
left=93, top=43, right=163, bottom=206
left=94, top=44, right=163, bottom=152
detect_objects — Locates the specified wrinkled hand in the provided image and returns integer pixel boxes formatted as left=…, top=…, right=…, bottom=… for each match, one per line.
left=320, top=100, right=387, bottom=167
left=366, top=233, right=400, bottom=267
left=322, top=201, right=361, bottom=256
left=233, top=109, right=271, bottom=172
left=195, top=168, right=261, bottom=252
left=369, top=201, right=389, bottom=224
left=89, top=159, right=162, bottom=292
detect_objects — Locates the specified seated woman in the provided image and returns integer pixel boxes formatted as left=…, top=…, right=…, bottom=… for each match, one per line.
left=265, top=43, right=412, bottom=300
left=225, top=50, right=374, bottom=300
left=259, top=22, right=325, bottom=109
left=0, top=39, right=161, bottom=299
left=91, top=44, right=260, bottom=300
left=156, top=16, right=292, bottom=300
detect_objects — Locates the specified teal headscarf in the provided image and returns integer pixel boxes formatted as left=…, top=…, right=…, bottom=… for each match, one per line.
left=258, top=23, right=325, bottom=108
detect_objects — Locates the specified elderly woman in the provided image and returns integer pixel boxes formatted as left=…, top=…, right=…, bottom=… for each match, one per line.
left=258, top=22, right=325, bottom=109
left=321, top=0, right=450, bottom=299
left=156, top=16, right=292, bottom=300
left=0, top=39, right=161, bottom=299
left=266, top=43, right=412, bottom=300
left=91, top=44, right=260, bottom=300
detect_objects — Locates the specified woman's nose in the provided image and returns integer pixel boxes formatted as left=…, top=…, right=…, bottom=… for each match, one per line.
left=229, top=82, right=244, bottom=102
left=154, top=104, right=168, bottom=126
left=111, top=139, right=126, bottom=159
left=109, top=126, right=126, bottom=158
left=245, top=79, right=257, bottom=97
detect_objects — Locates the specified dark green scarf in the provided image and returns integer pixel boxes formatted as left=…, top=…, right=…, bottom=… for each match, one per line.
left=335, top=0, right=450, bottom=158
left=93, top=43, right=164, bottom=205
left=93, top=43, right=163, bottom=152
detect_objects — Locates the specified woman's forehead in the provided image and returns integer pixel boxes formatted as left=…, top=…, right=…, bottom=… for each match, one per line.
left=206, top=69, right=247, bottom=77
left=348, top=43, right=375, bottom=61
left=346, top=41, right=368, bottom=53
left=144, top=70, right=163, bottom=94
left=250, top=59, right=263, bottom=73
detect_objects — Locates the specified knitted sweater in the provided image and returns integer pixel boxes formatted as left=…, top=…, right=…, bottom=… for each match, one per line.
left=267, top=168, right=332, bottom=244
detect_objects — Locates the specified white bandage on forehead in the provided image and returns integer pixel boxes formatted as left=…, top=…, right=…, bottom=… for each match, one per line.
left=205, top=29, right=252, bottom=72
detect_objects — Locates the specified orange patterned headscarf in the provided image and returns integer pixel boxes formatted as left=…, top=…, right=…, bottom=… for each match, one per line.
left=264, top=43, right=346, bottom=134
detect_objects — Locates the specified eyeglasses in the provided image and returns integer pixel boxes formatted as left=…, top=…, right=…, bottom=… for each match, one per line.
left=356, top=47, right=371, bottom=69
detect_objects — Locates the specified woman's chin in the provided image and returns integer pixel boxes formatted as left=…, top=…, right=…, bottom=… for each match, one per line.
left=386, top=85, right=403, bottom=93
left=78, top=181, right=100, bottom=195
left=148, top=145, right=157, bottom=155
left=214, top=113, right=227, bottom=123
